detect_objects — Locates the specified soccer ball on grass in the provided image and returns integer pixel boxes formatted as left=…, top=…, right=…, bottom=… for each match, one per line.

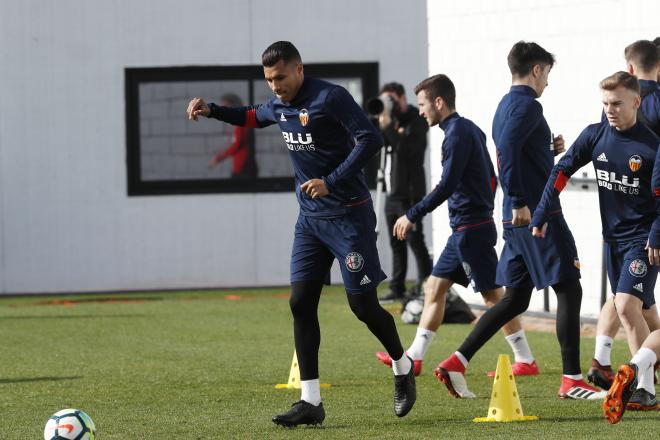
left=44, top=409, right=96, bottom=440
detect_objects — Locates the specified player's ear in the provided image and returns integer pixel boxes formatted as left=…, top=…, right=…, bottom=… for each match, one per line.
left=296, top=63, right=304, bottom=76
left=532, top=64, right=542, bottom=78
left=627, top=64, right=634, bottom=75
left=434, top=96, right=444, bottom=112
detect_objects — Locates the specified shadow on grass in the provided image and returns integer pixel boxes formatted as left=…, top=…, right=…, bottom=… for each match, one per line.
left=0, top=376, right=83, bottom=384
left=0, top=314, right=147, bottom=320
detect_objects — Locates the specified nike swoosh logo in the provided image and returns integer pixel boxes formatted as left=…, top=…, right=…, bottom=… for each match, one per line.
left=56, top=424, right=74, bottom=434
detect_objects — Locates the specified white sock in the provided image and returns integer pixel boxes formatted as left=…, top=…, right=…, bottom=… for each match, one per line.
left=505, top=330, right=534, bottom=364
left=455, top=351, right=469, bottom=367
left=631, top=347, right=658, bottom=394
left=563, top=374, right=583, bottom=381
left=594, top=335, right=614, bottom=366
left=300, top=379, right=321, bottom=406
left=392, top=355, right=412, bottom=376
left=407, top=327, right=436, bottom=361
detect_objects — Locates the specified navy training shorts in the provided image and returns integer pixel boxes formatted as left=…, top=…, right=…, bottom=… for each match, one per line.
left=496, top=215, right=581, bottom=290
left=605, top=239, right=657, bottom=309
left=290, top=203, right=387, bottom=294
left=432, top=221, right=499, bottom=292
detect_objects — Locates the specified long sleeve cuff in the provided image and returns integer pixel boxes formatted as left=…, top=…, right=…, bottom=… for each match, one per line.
left=511, top=196, right=527, bottom=209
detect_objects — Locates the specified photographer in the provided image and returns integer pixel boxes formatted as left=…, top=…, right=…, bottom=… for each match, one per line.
left=376, top=82, right=432, bottom=303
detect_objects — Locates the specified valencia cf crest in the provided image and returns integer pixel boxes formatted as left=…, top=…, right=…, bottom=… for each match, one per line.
left=345, top=252, right=364, bottom=272
left=629, top=259, right=647, bottom=277
left=629, top=155, right=642, bottom=172
left=299, top=109, right=309, bottom=126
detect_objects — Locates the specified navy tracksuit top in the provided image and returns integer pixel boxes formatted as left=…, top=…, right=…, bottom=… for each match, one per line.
left=207, top=77, right=383, bottom=217
left=532, top=121, right=660, bottom=244
left=638, top=79, right=660, bottom=137
left=406, top=112, right=496, bottom=231
left=493, top=85, right=561, bottom=227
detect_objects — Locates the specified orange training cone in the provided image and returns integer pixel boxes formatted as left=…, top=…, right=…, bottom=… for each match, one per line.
left=473, top=354, right=538, bottom=422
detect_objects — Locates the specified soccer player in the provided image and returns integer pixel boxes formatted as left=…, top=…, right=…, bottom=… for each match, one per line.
left=588, top=40, right=660, bottom=390
left=374, top=74, right=538, bottom=384
left=532, top=71, right=660, bottom=410
left=604, top=330, right=660, bottom=424
left=186, top=41, right=416, bottom=427
left=436, top=41, right=604, bottom=400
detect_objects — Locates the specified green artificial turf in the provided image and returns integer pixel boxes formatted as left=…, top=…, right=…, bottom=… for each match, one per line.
left=0, top=287, right=657, bottom=439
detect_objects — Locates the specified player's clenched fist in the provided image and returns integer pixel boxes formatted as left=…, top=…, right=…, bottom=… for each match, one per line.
left=300, top=179, right=329, bottom=199
left=187, top=97, right=210, bottom=121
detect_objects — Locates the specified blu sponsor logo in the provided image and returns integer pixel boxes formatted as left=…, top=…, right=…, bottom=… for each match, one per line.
left=282, top=131, right=315, bottom=151
left=596, top=169, right=639, bottom=195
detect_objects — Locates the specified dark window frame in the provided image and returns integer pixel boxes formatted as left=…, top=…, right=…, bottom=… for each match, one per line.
left=125, top=63, right=379, bottom=196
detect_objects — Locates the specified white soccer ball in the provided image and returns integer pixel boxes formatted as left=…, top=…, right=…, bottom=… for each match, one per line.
left=401, top=297, right=424, bottom=324
left=44, top=409, right=96, bottom=440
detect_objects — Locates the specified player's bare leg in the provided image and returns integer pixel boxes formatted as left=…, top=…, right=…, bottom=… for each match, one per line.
left=614, top=293, right=656, bottom=411
left=615, top=293, right=650, bottom=355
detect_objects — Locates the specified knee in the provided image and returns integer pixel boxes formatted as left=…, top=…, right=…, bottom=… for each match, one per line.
left=424, top=280, right=448, bottom=304
left=349, top=298, right=384, bottom=325
left=499, top=290, right=529, bottom=316
left=289, top=292, right=313, bottom=318
left=481, top=288, right=503, bottom=308
left=349, top=300, right=370, bottom=322
left=289, top=295, right=304, bottom=317
left=615, top=297, right=643, bottom=324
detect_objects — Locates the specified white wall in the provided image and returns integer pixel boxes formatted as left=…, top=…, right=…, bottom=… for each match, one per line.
left=426, top=0, right=660, bottom=317
left=0, top=0, right=429, bottom=294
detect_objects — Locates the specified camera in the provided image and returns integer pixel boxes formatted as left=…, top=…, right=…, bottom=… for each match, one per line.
left=366, top=94, right=401, bottom=118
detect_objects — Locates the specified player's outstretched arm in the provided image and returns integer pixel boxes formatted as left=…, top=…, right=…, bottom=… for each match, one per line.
left=186, top=98, right=277, bottom=128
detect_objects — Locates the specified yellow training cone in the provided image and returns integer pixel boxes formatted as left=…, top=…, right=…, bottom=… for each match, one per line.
left=275, top=350, right=331, bottom=389
left=473, top=354, right=538, bottom=422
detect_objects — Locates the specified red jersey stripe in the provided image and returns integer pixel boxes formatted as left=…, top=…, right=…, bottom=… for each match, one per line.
left=554, top=171, right=569, bottom=193
left=244, top=108, right=259, bottom=128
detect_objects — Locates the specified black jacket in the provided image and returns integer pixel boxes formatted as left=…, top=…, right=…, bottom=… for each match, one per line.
left=381, top=105, right=428, bottom=202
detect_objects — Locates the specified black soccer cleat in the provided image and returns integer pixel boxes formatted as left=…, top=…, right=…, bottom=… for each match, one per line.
left=393, top=357, right=417, bottom=417
left=272, top=401, right=325, bottom=427
left=626, top=388, right=659, bottom=411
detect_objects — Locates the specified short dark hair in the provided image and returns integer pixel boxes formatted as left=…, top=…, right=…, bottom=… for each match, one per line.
left=654, top=37, right=660, bottom=48
left=600, top=71, right=640, bottom=94
left=261, top=41, right=302, bottom=67
left=414, top=74, right=456, bottom=110
left=380, top=82, right=405, bottom=97
left=507, top=41, right=555, bottom=77
left=625, top=40, right=660, bottom=73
